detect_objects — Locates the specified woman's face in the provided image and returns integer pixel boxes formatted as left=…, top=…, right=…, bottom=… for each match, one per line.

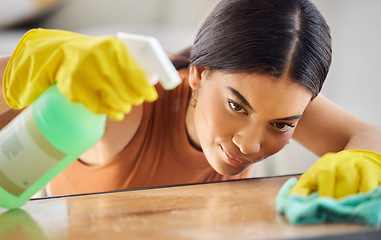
left=188, top=67, right=312, bottom=176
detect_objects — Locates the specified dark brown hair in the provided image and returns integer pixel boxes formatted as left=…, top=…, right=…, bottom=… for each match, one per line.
left=173, top=0, right=331, bottom=99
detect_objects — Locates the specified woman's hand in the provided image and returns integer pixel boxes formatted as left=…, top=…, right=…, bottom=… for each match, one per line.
left=290, top=149, right=381, bottom=199
left=3, top=28, right=157, bottom=121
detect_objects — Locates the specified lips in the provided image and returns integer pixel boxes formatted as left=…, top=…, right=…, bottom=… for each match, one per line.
left=221, top=147, right=252, bottom=168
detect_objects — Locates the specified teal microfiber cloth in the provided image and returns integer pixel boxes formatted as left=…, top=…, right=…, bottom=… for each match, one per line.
left=276, top=177, right=381, bottom=226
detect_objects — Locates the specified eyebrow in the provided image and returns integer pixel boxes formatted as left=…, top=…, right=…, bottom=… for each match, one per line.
left=226, top=86, right=255, bottom=111
left=226, top=86, right=303, bottom=121
left=274, top=115, right=303, bottom=121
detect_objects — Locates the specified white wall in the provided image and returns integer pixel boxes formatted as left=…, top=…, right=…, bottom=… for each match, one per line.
left=39, top=0, right=219, bottom=54
left=0, top=0, right=219, bottom=54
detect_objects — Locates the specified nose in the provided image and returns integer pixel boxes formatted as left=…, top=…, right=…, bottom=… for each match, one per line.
left=232, top=126, right=263, bottom=155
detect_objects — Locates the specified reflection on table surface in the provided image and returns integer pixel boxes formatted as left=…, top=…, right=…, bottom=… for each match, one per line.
left=0, top=175, right=380, bottom=240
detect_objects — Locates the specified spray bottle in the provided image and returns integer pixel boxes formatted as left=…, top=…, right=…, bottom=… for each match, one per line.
left=0, top=85, right=106, bottom=209
left=0, top=32, right=181, bottom=209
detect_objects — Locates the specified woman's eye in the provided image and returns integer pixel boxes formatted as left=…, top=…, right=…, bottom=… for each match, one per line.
left=273, top=122, right=295, bottom=132
left=228, top=99, right=247, bottom=114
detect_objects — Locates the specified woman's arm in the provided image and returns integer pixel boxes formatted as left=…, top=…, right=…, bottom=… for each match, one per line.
left=293, top=94, right=381, bottom=155
left=291, top=94, right=381, bottom=198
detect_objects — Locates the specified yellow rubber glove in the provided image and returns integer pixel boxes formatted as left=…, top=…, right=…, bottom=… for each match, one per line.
left=3, top=28, right=158, bottom=121
left=290, top=149, right=381, bottom=199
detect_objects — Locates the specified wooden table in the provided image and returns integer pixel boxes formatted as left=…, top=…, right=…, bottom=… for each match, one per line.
left=0, top=175, right=380, bottom=240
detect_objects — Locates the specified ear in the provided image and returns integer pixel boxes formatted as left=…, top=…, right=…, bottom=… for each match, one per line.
left=188, top=66, right=203, bottom=90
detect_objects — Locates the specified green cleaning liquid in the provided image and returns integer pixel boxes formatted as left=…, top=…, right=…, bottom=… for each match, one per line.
left=0, top=85, right=106, bottom=209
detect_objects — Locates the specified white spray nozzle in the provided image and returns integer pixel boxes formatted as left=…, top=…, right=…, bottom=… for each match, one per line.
left=116, top=32, right=181, bottom=90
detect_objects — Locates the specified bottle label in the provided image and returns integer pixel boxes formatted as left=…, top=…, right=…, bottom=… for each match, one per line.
left=0, top=107, right=66, bottom=196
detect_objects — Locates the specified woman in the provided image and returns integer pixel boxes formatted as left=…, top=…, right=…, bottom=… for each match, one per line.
left=1, top=0, right=380, bottom=198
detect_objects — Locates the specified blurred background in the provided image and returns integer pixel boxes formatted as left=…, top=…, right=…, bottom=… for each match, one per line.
left=1, top=0, right=380, bottom=178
